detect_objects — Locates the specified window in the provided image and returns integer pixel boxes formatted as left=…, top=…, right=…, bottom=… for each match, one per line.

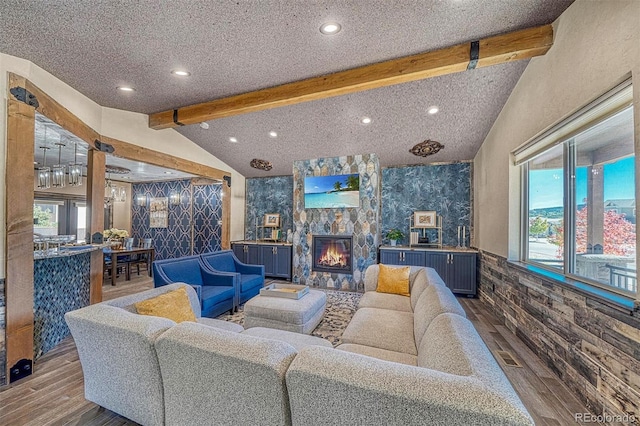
left=518, top=81, right=636, bottom=296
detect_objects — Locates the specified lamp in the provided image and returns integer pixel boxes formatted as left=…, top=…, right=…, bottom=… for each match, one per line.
left=37, top=146, right=51, bottom=189
left=135, top=193, right=147, bottom=207
left=169, top=190, right=181, bottom=205
left=68, top=141, right=83, bottom=186
left=105, top=174, right=126, bottom=205
left=51, top=142, right=66, bottom=188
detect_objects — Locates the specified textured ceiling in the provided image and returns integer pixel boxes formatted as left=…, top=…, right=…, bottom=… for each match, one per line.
left=2, top=0, right=574, bottom=177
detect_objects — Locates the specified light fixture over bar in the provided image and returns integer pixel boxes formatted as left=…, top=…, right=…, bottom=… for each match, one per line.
left=68, top=141, right=83, bottom=186
left=51, top=142, right=66, bottom=188
left=37, top=146, right=51, bottom=189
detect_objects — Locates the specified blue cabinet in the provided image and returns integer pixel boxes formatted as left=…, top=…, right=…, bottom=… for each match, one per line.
left=379, top=247, right=477, bottom=296
left=232, top=242, right=292, bottom=280
left=379, top=249, right=425, bottom=266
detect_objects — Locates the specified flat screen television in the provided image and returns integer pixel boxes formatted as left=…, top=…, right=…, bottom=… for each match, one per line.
left=304, top=173, right=360, bottom=208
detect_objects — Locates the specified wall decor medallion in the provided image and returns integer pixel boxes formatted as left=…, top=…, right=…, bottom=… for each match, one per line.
left=409, top=140, right=444, bottom=157
left=250, top=158, right=273, bottom=171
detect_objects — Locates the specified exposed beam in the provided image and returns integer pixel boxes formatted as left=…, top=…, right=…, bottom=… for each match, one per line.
left=149, top=24, right=553, bottom=130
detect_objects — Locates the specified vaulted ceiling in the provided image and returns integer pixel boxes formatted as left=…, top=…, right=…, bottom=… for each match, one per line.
left=1, top=0, right=574, bottom=177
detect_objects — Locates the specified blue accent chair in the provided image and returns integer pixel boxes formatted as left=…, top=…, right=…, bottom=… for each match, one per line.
left=200, top=250, right=265, bottom=306
left=153, top=255, right=237, bottom=317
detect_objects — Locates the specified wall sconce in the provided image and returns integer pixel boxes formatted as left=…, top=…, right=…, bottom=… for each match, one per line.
left=135, top=194, right=148, bottom=207
left=169, top=190, right=181, bottom=206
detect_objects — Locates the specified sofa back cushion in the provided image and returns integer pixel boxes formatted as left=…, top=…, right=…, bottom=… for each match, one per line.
left=409, top=268, right=430, bottom=310
left=65, top=304, right=174, bottom=426
left=413, top=284, right=466, bottom=348
left=159, top=258, right=204, bottom=285
left=201, top=251, right=237, bottom=273
left=417, top=313, right=473, bottom=375
left=155, top=322, right=297, bottom=426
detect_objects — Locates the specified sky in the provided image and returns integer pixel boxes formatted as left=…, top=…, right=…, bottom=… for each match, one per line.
left=304, top=174, right=358, bottom=194
left=529, top=156, right=635, bottom=209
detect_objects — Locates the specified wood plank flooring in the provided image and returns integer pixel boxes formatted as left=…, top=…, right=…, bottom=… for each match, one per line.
left=1, top=279, right=592, bottom=425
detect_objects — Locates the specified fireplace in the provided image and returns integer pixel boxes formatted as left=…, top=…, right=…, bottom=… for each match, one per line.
left=312, top=235, right=353, bottom=274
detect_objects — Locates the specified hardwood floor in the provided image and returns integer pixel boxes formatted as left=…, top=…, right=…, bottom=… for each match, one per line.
left=0, top=279, right=591, bottom=425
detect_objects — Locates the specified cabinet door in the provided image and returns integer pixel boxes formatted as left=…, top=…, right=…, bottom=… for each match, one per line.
left=404, top=251, right=426, bottom=266
left=246, top=245, right=261, bottom=265
left=260, top=245, right=276, bottom=276
left=379, top=249, right=402, bottom=265
left=232, top=244, right=247, bottom=263
left=274, top=246, right=292, bottom=279
left=424, top=252, right=449, bottom=283
left=449, top=253, right=477, bottom=296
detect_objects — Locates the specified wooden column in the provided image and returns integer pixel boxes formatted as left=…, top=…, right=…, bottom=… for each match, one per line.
left=5, top=74, right=36, bottom=381
left=87, top=150, right=105, bottom=304
left=222, top=178, right=231, bottom=249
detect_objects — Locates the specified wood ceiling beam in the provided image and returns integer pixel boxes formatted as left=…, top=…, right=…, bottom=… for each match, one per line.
left=149, top=24, right=553, bottom=130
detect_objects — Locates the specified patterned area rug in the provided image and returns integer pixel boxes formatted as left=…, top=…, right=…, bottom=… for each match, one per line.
left=217, top=288, right=362, bottom=346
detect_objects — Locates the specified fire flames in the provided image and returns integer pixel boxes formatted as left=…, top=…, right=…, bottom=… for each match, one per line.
left=317, top=244, right=348, bottom=268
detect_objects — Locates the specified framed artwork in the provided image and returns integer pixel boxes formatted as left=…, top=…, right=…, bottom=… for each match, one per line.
left=264, top=213, right=280, bottom=227
left=149, top=197, right=168, bottom=228
left=414, top=211, right=437, bottom=228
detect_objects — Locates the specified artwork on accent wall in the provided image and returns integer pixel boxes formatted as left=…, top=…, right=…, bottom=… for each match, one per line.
left=149, top=197, right=168, bottom=228
left=264, top=213, right=280, bottom=227
left=414, top=211, right=437, bottom=228
left=304, top=173, right=360, bottom=208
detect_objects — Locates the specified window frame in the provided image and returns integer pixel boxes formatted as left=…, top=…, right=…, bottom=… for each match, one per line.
left=518, top=80, right=636, bottom=299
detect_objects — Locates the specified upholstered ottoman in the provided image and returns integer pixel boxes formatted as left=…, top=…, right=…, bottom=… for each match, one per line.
left=244, top=290, right=326, bottom=334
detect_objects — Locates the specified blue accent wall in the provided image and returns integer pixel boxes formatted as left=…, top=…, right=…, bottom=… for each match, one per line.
left=245, top=176, right=294, bottom=240
left=381, top=162, right=472, bottom=246
left=132, top=180, right=222, bottom=260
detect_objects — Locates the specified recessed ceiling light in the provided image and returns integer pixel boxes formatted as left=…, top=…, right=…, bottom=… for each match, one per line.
left=269, top=131, right=278, bottom=138
left=33, top=161, right=38, bottom=165
left=428, top=106, right=439, bottom=115
left=360, top=117, right=372, bottom=125
left=199, top=122, right=210, bottom=130
left=164, top=171, right=173, bottom=175
left=320, top=22, right=341, bottom=35
left=117, top=86, right=135, bottom=92
left=229, top=137, right=238, bottom=143
left=171, top=70, right=191, bottom=77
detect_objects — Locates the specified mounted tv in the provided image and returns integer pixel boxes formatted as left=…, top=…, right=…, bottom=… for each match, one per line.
left=304, top=174, right=360, bottom=208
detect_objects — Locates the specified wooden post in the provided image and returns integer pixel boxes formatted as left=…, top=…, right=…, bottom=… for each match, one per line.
left=87, top=150, right=105, bottom=304
left=5, top=74, right=36, bottom=381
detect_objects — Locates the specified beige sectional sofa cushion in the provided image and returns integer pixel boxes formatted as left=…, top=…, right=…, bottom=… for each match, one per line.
left=156, top=322, right=298, bottom=426
left=357, top=291, right=412, bottom=312
left=413, top=283, right=467, bottom=349
left=241, top=326, right=333, bottom=350
left=340, top=307, right=417, bottom=355
left=337, top=343, right=417, bottom=365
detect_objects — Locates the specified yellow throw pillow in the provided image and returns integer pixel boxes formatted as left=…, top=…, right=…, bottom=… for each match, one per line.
left=135, top=286, right=197, bottom=323
left=376, top=264, right=411, bottom=296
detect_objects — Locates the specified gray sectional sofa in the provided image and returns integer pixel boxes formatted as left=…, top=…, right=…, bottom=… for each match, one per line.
left=66, top=267, right=534, bottom=426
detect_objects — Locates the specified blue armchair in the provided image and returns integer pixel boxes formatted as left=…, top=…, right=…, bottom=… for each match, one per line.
left=200, top=250, right=265, bottom=305
left=153, top=255, right=237, bottom=317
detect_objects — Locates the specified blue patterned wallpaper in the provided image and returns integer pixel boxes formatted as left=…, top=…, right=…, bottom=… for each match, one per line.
left=132, top=180, right=222, bottom=260
left=293, top=154, right=380, bottom=291
left=245, top=176, right=294, bottom=240
left=381, top=162, right=472, bottom=246
left=34, top=254, right=91, bottom=359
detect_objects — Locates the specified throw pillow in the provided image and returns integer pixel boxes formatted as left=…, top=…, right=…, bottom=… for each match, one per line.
left=376, top=264, right=411, bottom=296
left=134, top=286, right=197, bottom=323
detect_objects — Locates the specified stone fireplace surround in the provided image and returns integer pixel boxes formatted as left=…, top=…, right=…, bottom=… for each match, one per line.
left=292, top=154, right=380, bottom=291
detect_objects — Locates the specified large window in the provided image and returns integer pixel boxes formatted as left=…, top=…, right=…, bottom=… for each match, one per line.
left=519, top=82, right=636, bottom=296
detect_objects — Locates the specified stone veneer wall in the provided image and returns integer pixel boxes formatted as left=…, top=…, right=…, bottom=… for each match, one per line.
left=293, top=154, right=380, bottom=291
left=382, top=162, right=472, bottom=246
left=0, top=277, right=5, bottom=385
left=244, top=176, right=294, bottom=240
left=478, top=250, right=640, bottom=421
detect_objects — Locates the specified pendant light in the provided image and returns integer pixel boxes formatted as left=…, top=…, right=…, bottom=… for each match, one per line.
left=68, top=141, right=83, bottom=186
left=51, top=142, right=66, bottom=188
left=37, top=146, right=51, bottom=189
